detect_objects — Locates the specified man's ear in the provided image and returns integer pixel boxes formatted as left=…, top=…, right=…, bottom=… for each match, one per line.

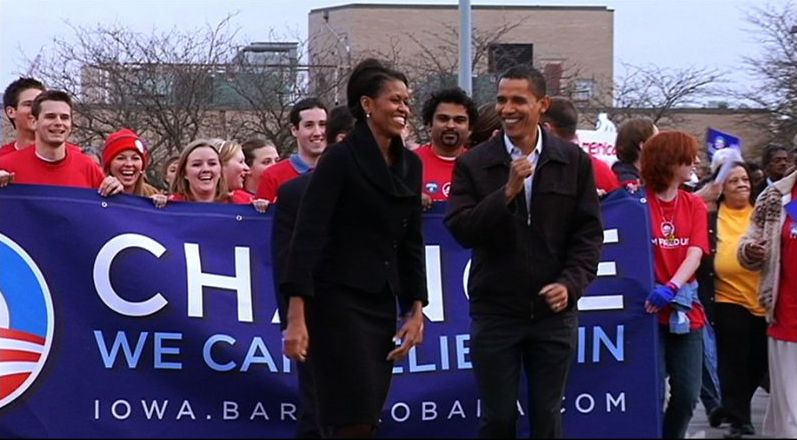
left=4, top=106, right=16, bottom=123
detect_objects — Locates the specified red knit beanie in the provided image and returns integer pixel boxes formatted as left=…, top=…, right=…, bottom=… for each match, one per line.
left=102, top=128, right=149, bottom=172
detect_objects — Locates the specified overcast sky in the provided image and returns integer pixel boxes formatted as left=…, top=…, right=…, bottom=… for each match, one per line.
left=0, top=0, right=784, bottom=97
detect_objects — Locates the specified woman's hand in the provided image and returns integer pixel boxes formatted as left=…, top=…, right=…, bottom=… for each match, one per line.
left=151, top=194, right=168, bottom=209
left=283, top=297, right=309, bottom=362
left=283, top=319, right=309, bottom=363
left=98, top=176, right=123, bottom=197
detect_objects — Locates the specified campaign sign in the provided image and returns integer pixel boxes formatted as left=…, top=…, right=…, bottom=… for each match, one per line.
left=0, top=185, right=661, bottom=438
left=706, top=128, right=742, bottom=162
left=577, top=129, right=617, bottom=165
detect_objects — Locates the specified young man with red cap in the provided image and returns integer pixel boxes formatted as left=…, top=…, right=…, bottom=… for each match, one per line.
left=1, top=77, right=46, bottom=158
left=102, top=128, right=159, bottom=196
left=256, top=98, right=327, bottom=203
left=0, top=90, right=122, bottom=196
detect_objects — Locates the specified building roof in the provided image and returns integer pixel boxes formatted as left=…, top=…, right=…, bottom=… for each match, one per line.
left=310, top=3, right=613, bottom=14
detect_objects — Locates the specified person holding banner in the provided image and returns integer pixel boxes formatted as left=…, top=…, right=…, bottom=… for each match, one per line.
left=0, top=90, right=122, bottom=196
left=102, top=128, right=160, bottom=197
left=640, top=131, right=710, bottom=439
left=738, top=168, right=797, bottom=438
left=280, top=58, right=427, bottom=438
left=445, top=65, right=603, bottom=438
left=167, top=139, right=231, bottom=203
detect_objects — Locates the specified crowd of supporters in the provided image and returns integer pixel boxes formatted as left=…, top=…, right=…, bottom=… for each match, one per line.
left=1, top=69, right=796, bottom=439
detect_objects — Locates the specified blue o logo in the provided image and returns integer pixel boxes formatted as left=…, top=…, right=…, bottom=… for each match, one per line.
left=0, top=233, right=54, bottom=408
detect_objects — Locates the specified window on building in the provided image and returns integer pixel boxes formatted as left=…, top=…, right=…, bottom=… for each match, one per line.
left=572, top=79, right=597, bottom=102
left=488, top=43, right=534, bottom=74
left=543, top=63, right=563, bottom=96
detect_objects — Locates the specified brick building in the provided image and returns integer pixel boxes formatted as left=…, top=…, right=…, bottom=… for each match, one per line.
left=308, top=3, right=614, bottom=104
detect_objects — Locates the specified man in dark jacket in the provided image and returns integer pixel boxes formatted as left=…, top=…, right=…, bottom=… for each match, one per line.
left=444, top=65, right=603, bottom=438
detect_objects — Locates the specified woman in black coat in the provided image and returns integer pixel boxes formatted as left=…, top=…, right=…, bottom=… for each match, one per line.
left=280, top=59, right=428, bottom=438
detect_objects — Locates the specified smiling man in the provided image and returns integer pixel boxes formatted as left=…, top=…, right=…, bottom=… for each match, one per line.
left=1, top=77, right=46, bottom=157
left=445, top=65, right=603, bottom=438
left=0, top=90, right=121, bottom=196
left=415, top=87, right=478, bottom=206
left=256, top=97, right=328, bottom=203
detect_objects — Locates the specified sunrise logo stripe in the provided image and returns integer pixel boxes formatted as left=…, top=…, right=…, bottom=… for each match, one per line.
left=0, top=327, right=46, bottom=400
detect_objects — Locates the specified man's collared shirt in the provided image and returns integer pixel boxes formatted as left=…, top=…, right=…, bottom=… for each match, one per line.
left=504, top=128, right=543, bottom=213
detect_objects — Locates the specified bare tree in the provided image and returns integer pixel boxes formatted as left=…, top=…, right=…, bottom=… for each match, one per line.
left=223, top=33, right=347, bottom=156
left=740, top=2, right=797, bottom=145
left=27, top=16, right=239, bottom=175
left=579, top=62, right=724, bottom=126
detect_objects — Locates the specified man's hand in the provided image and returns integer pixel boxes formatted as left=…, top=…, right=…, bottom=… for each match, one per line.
left=252, top=198, right=270, bottom=213
left=421, top=193, right=433, bottom=211
left=505, top=157, right=533, bottom=202
left=387, top=302, right=425, bottom=361
left=98, top=176, right=123, bottom=197
left=540, top=283, right=569, bottom=313
left=0, top=170, right=14, bottom=187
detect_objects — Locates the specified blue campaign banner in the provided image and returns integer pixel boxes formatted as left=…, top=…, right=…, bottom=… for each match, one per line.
left=0, top=185, right=661, bottom=438
left=706, top=127, right=742, bottom=162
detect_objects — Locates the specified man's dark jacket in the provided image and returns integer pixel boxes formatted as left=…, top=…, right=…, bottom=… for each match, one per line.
left=444, top=129, right=603, bottom=319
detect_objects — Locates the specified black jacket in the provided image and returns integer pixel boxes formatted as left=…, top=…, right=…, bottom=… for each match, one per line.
left=281, top=121, right=428, bottom=313
left=272, top=173, right=312, bottom=329
left=696, top=210, right=719, bottom=325
left=444, top=129, right=603, bottom=319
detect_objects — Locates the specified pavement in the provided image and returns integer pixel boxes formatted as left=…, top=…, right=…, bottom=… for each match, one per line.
left=686, top=389, right=769, bottom=439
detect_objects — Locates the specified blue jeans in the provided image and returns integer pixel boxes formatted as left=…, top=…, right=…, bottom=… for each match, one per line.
left=700, top=323, right=722, bottom=414
left=659, top=328, right=704, bottom=438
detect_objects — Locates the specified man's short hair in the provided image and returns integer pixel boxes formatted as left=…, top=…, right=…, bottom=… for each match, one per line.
left=615, top=117, right=657, bottom=164
left=498, top=65, right=546, bottom=99
left=31, top=90, right=73, bottom=119
left=326, top=105, right=355, bottom=143
left=3, top=77, right=46, bottom=128
left=289, top=97, right=327, bottom=128
left=542, top=96, right=578, bottom=139
left=761, top=143, right=788, bottom=167
left=421, top=87, right=478, bottom=128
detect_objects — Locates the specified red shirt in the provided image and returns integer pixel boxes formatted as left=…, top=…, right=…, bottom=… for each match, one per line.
left=0, top=142, right=80, bottom=158
left=591, top=156, right=621, bottom=194
left=0, top=142, right=18, bottom=158
left=255, top=160, right=301, bottom=203
left=769, top=185, right=797, bottom=342
left=0, top=146, right=105, bottom=189
left=415, top=144, right=459, bottom=201
left=648, top=190, right=710, bottom=330
left=231, top=189, right=255, bottom=204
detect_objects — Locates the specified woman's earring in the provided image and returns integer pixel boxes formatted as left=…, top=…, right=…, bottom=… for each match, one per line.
left=366, top=112, right=371, bottom=119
